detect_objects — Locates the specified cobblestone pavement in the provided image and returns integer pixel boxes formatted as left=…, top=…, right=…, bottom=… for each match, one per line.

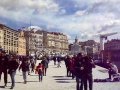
left=0, top=60, right=120, bottom=90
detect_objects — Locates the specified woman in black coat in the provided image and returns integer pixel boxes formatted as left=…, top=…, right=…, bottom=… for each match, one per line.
left=8, top=55, right=19, bottom=89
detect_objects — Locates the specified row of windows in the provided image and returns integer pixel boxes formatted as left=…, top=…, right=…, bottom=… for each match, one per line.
left=18, top=45, right=26, bottom=48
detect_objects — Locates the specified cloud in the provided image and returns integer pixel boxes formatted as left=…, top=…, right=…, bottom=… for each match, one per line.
left=75, top=10, right=86, bottom=17
left=0, top=0, right=59, bottom=21
left=0, top=0, right=120, bottom=42
left=98, top=20, right=120, bottom=33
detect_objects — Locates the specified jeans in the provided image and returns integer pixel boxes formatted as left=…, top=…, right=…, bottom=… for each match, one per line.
left=22, top=71, right=27, bottom=82
left=39, top=73, right=43, bottom=81
left=0, top=70, right=8, bottom=85
left=43, top=68, right=47, bottom=76
left=81, top=74, right=93, bottom=90
left=76, top=77, right=82, bottom=90
left=10, top=71, right=16, bottom=88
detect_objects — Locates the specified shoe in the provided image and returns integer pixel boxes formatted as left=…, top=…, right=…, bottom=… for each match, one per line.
left=10, top=87, right=14, bottom=89
left=24, top=81, right=27, bottom=84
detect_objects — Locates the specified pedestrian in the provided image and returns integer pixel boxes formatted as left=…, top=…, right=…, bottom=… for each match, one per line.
left=53, top=56, right=57, bottom=65
left=74, top=53, right=83, bottom=90
left=0, top=50, right=9, bottom=87
left=41, top=56, right=49, bottom=76
left=70, top=55, right=76, bottom=79
left=35, top=63, right=44, bottom=82
left=19, top=57, right=30, bottom=84
left=57, top=55, right=61, bottom=68
left=27, top=56, right=31, bottom=75
left=64, top=55, right=71, bottom=77
left=30, top=57, right=35, bottom=73
left=80, top=56, right=95, bottom=90
left=8, top=55, right=19, bottom=89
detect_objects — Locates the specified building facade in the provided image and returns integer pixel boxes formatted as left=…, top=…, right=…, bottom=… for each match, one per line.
left=69, top=37, right=82, bottom=55
left=103, top=39, right=120, bottom=72
left=24, top=28, right=44, bottom=57
left=104, top=39, right=120, bottom=61
left=79, top=40, right=100, bottom=57
left=43, top=32, right=69, bottom=55
left=104, top=39, right=120, bottom=51
left=23, top=26, right=69, bottom=56
left=18, top=30, right=26, bottom=55
left=0, top=24, right=69, bottom=56
left=0, top=24, right=19, bottom=54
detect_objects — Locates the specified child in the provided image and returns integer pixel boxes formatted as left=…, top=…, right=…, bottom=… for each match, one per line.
left=36, top=63, right=44, bottom=82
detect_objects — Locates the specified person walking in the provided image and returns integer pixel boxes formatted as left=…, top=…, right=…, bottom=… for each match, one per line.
left=35, top=63, right=44, bottom=82
left=30, top=57, right=35, bottom=73
left=57, top=55, right=61, bottom=68
left=0, top=50, right=9, bottom=87
left=53, top=56, right=57, bottom=65
left=80, top=56, right=95, bottom=90
left=8, top=55, right=19, bottom=89
left=19, top=57, right=30, bottom=84
left=74, top=53, right=83, bottom=90
left=64, top=55, right=71, bottom=77
left=71, top=55, right=76, bottom=79
left=41, top=56, right=49, bottom=76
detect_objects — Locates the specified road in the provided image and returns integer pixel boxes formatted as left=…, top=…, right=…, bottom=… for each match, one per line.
left=0, top=60, right=120, bottom=90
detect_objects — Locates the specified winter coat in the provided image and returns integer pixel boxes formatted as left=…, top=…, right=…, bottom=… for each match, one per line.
left=19, top=61, right=30, bottom=72
left=35, top=64, right=44, bottom=74
left=0, top=56, right=9, bottom=71
left=81, top=57, right=95, bottom=77
left=41, top=59, right=49, bottom=68
left=8, top=60, right=19, bottom=74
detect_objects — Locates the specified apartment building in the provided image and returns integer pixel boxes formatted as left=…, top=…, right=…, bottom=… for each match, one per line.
left=0, top=24, right=18, bottom=54
left=44, top=32, right=69, bottom=55
left=24, top=28, right=43, bottom=56
left=22, top=26, right=69, bottom=56
left=18, top=30, right=26, bottom=55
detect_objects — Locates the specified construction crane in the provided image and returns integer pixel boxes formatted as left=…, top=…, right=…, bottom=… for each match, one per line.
left=100, top=32, right=118, bottom=51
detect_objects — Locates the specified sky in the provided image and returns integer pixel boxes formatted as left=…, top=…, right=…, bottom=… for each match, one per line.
left=0, top=0, right=120, bottom=43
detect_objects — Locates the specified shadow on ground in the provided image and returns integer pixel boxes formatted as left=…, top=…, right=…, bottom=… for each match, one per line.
left=94, top=78, right=120, bottom=83
left=8, top=80, right=39, bottom=84
left=52, top=76, right=65, bottom=78
left=53, top=75, right=75, bottom=83
left=0, top=86, right=5, bottom=88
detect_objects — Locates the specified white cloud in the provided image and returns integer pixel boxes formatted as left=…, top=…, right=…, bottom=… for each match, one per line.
left=0, top=0, right=59, bottom=22
left=0, top=0, right=120, bottom=43
left=75, top=10, right=86, bottom=17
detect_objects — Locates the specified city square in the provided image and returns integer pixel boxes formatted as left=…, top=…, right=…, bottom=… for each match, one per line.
left=0, top=0, right=120, bottom=90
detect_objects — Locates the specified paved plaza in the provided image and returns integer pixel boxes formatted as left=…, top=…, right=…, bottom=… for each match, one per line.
left=0, top=60, right=120, bottom=90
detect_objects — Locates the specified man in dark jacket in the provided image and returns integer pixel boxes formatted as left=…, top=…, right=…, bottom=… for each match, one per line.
left=0, top=51, right=9, bottom=87
left=74, top=53, right=83, bottom=90
left=41, top=56, right=49, bottom=76
left=80, top=56, right=95, bottom=90
left=19, top=57, right=30, bottom=84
